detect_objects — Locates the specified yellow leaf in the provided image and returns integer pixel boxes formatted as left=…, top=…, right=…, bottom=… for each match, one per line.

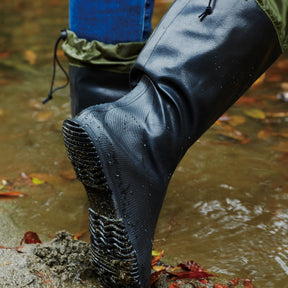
left=152, top=250, right=164, bottom=257
left=244, top=109, right=266, bottom=120
left=251, top=73, right=265, bottom=88
left=32, top=177, right=45, bottom=185
left=152, top=265, right=167, bottom=272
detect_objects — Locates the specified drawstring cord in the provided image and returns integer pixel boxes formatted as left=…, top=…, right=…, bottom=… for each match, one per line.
left=199, top=0, right=214, bottom=21
left=43, top=30, right=69, bottom=104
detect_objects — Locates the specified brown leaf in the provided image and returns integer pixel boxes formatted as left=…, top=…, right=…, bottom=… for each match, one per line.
left=60, top=169, right=77, bottom=180
left=0, top=52, right=10, bottom=59
left=33, top=111, right=53, bottom=122
left=236, top=97, right=257, bottom=105
left=24, top=50, right=37, bottom=65
left=214, top=122, right=250, bottom=144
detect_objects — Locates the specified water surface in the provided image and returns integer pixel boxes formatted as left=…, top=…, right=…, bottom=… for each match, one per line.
left=1, top=1, right=288, bottom=287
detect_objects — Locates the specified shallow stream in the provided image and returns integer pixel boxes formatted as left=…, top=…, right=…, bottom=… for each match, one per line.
left=1, top=1, right=288, bottom=287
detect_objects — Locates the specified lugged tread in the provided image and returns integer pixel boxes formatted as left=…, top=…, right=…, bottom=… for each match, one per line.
left=62, top=119, right=141, bottom=287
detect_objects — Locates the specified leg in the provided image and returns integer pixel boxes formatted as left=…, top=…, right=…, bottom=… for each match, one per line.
left=63, top=0, right=155, bottom=116
left=63, top=0, right=287, bottom=287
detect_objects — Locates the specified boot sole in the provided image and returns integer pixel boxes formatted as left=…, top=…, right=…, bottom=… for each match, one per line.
left=62, top=119, right=141, bottom=287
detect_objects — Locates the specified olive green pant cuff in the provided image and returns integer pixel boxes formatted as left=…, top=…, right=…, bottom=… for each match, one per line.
left=62, top=30, right=146, bottom=73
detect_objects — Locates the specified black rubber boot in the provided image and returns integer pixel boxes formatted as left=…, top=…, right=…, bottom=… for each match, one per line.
left=69, top=66, right=131, bottom=116
left=62, top=0, right=284, bottom=287
left=61, top=30, right=145, bottom=116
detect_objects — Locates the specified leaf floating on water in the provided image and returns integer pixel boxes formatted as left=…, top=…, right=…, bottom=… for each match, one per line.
left=243, top=108, right=266, bottom=120
left=218, top=115, right=246, bottom=127
left=266, top=111, right=288, bottom=118
left=33, top=111, right=53, bottom=122
left=24, top=50, right=37, bottom=65
left=31, top=177, right=46, bottom=185
left=214, top=122, right=250, bottom=144
left=20, top=231, right=42, bottom=245
left=236, top=97, right=257, bottom=105
left=29, top=173, right=62, bottom=185
left=0, top=191, right=26, bottom=199
left=60, top=169, right=77, bottom=180
left=258, top=129, right=288, bottom=140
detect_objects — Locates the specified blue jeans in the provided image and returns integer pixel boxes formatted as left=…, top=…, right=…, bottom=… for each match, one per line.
left=69, top=0, right=155, bottom=44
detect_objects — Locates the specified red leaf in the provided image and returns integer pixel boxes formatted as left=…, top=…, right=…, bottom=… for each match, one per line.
left=0, top=191, right=26, bottom=199
left=229, top=278, right=240, bottom=286
left=169, top=283, right=181, bottom=288
left=149, top=270, right=166, bottom=287
left=169, top=270, right=217, bottom=281
left=214, top=284, right=229, bottom=288
left=20, top=231, right=42, bottom=245
left=242, top=279, right=254, bottom=288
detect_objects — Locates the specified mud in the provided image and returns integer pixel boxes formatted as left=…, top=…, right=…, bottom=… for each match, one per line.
left=0, top=231, right=100, bottom=288
left=0, top=227, right=246, bottom=288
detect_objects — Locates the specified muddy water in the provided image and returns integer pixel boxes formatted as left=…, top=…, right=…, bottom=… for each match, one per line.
left=0, top=0, right=288, bottom=287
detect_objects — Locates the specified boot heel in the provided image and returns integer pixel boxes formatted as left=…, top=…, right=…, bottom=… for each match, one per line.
left=62, top=119, right=141, bottom=287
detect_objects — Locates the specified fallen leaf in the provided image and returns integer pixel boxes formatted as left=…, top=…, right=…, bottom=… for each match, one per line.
left=24, top=50, right=37, bottom=65
left=169, top=270, right=217, bottom=281
left=152, top=250, right=164, bottom=266
left=153, top=265, right=168, bottom=272
left=236, top=97, right=257, bottom=105
left=217, top=115, right=246, bottom=126
left=277, top=59, right=288, bottom=70
left=243, top=108, right=266, bottom=120
left=214, top=284, right=229, bottom=288
left=31, top=177, right=46, bottom=185
left=0, top=191, right=26, bottom=198
left=29, top=173, right=62, bottom=185
left=20, top=231, right=42, bottom=245
left=280, top=83, right=288, bottom=90
left=33, top=111, right=53, bottom=122
left=149, top=270, right=167, bottom=287
left=266, top=111, right=288, bottom=118
left=0, top=52, right=10, bottom=59
left=229, top=278, right=240, bottom=286
left=60, top=169, right=77, bottom=180
left=169, top=283, right=181, bottom=288
left=214, top=122, right=250, bottom=144
left=266, top=73, right=283, bottom=82
left=242, top=279, right=254, bottom=288
left=251, top=73, right=265, bottom=88
left=169, top=260, right=218, bottom=281
left=73, top=231, right=85, bottom=240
